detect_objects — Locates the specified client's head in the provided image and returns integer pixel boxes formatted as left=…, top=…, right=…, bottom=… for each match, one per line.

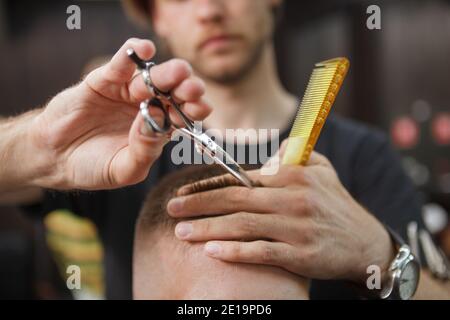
left=133, top=165, right=308, bottom=299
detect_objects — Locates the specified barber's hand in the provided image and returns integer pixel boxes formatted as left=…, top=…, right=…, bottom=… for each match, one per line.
left=167, top=148, right=395, bottom=284
left=28, top=38, right=210, bottom=190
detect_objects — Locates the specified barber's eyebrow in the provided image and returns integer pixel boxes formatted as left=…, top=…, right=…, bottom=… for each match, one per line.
left=177, top=174, right=263, bottom=196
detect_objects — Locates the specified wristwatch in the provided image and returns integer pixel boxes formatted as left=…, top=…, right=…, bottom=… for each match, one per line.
left=380, top=226, right=421, bottom=300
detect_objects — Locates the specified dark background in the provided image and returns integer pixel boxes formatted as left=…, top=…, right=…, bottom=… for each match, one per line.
left=0, top=0, right=449, bottom=299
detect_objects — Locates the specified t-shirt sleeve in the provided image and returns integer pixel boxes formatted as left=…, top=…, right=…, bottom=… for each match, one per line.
left=351, top=129, right=426, bottom=242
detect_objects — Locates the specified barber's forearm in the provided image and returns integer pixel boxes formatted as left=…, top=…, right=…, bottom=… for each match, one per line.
left=0, top=109, right=50, bottom=193
left=0, top=187, right=43, bottom=205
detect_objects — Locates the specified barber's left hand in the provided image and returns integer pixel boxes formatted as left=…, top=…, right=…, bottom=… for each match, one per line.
left=167, top=150, right=395, bottom=284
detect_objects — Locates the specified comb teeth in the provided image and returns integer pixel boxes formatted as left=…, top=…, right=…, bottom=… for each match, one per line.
left=282, top=57, right=349, bottom=165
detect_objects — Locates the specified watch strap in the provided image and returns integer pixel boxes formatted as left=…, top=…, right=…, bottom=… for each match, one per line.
left=384, top=224, right=406, bottom=247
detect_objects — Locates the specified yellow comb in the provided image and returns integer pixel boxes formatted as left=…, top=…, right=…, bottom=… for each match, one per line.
left=282, top=57, right=350, bottom=165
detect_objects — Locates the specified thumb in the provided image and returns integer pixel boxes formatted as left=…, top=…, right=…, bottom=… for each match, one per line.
left=109, top=111, right=169, bottom=187
left=306, top=151, right=331, bottom=167
left=85, top=38, right=156, bottom=102
left=261, top=139, right=288, bottom=174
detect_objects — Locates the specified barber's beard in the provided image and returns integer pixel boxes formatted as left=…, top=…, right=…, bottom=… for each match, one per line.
left=193, top=39, right=266, bottom=85
left=163, top=37, right=267, bottom=86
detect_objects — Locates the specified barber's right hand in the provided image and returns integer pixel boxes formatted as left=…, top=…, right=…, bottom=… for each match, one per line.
left=28, top=38, right=210, bottom=190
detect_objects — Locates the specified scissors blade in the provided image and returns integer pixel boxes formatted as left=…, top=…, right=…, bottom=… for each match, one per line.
left=177, top=128, right=254, bottom=188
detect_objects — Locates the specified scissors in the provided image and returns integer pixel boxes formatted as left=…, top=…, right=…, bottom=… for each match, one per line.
left=127, top=48, right=254, bottom=188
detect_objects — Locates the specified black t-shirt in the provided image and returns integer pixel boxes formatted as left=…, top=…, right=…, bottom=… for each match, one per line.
left=23, top=115, right=425, bottom=299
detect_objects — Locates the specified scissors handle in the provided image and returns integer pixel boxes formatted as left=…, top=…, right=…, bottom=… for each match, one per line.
left=140, top=98, right=172, bottom=134
left=128, top=49, right=195, bottom=134
left=127, top=48, right=149, bottom=70
left=128, top=49, right=254, bottom=188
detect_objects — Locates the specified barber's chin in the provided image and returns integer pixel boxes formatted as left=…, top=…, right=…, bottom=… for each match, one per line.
left=202, top=68, right=244, bottom=84
left=202, top=55, right=244, bottom=72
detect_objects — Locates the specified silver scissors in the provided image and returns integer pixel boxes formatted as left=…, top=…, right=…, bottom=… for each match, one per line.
left=127, top=49, right=254, bottom=188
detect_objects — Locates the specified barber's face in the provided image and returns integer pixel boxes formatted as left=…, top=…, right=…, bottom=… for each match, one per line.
left=133, top=232, right=308, bottom=299
left=152, top=0, right=279, bottom=83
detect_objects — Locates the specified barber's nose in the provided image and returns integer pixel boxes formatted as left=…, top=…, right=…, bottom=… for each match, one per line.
left=195, top=0, right=225, bottom=23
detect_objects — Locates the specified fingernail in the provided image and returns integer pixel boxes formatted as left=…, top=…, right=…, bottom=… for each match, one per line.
left=175, top=222, right=193, bottom=239
left=205, top=242, right=222, bottom=256
left=167, top=197, right=184, bottom=214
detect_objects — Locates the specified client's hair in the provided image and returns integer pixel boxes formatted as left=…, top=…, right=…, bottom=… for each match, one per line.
left=137, top=164, right=257, bottom=235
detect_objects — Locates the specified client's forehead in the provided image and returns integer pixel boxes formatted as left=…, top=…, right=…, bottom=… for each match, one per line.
left=134, top=232, right=308, bottom=300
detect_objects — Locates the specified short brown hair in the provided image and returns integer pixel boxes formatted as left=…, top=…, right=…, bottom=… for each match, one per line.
left=137, top=164, right=231, bottom=234
left=136, top=163, right=261, bottom=236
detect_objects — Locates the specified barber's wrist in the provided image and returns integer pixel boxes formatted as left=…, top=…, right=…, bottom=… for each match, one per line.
left=0, top=110, right=45, bottom=191
left=343, top=221, right=396, bottom=299
left=13, top=108, right=59, bottom=190
left=26, top=108, right=66, bottom=189
left=353, top=217, right=396, bottom=286
left=374, top=225, right=397, bottom=284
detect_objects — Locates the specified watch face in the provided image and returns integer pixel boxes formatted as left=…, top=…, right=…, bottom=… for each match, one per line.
left=399, top=261, right=419, bottom=300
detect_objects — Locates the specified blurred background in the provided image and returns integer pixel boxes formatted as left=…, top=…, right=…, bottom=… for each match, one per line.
left=0, top=0, right=449, bottom=299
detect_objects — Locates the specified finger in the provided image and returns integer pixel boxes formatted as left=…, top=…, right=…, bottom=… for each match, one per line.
left=176, top=169, right=268, bottom=196
left=176, top=171, right=242, bottom=196
left=128, top=58, right=194, bottom=103
left=181, top=98, right=212, bottom=121
left=170, top=76, right=205, bottom=104
left=167, top=102, right=212, bottom=129
left=168, top=186, right=294, bottom=217
left=87, top=38, right=155, bottom=88
left=129, top=111, right=171, bottom=160
left=306, top=151, right=331, bottom=167
left=260, top=139, right=288, bottom=176
left=174, top=213, right=299, bottom=243
left=278, top=139, right=289, bottom=160
left=108, top=38, right=156, bottom=82
left=167, top=99, right=212, bottom=128
left=176, top=164, right=311, bottom=197
left=166, top=81, right=211, bottom=126
left=203, top=240, right=296, bottom=272
left=110, top=111, right=169, bottom=187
